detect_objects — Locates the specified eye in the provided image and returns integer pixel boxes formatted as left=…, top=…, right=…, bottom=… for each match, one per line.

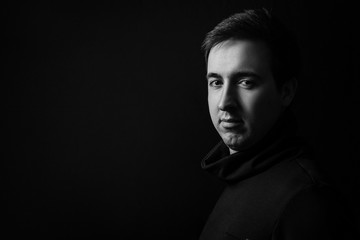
left=239, top=79, right=255, bottom=89
left=209, top=79, right=223, bottom=87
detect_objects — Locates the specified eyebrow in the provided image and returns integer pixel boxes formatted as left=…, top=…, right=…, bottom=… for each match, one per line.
left=206, top=71, right=261, bottom=81
left=206, top=72, right=222, bottom=80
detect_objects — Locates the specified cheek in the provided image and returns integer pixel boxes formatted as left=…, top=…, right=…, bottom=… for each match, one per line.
left=208, top=94, right=220, bottom=125
left=208, top=93, right=218, bottom=111
left=243, top=88, right=282, bottom=120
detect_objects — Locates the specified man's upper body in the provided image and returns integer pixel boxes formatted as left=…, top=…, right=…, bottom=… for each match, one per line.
left=199, top=8, right=358, bottom=240
left=199, top=110, right=356, bottom=239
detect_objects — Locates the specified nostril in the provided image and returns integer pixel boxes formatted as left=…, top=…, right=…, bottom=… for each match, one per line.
left=218, top=94, right=237, bottom=111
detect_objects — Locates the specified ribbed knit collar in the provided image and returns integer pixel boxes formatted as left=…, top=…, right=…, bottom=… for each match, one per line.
left=201, top=111, right=309, bottom=184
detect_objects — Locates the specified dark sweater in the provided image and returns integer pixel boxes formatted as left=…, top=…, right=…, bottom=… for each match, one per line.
left=199, top=112, right=357, bottom=240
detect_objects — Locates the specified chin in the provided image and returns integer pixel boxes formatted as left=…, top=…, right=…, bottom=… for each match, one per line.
left=222, top=134, right=248, bottom=151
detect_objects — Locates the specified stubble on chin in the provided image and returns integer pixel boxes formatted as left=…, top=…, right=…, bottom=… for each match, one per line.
left=220, top=131, right=248, bottom=152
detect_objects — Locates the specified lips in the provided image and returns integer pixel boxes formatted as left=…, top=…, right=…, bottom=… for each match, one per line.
left=220, top=118, right=243, bottom=129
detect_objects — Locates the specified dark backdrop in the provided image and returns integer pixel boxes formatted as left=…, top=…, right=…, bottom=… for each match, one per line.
left=5, top=0, right=359, bottom=239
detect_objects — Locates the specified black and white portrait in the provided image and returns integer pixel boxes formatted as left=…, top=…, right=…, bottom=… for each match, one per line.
left=5, top=1, right=359, bottom=239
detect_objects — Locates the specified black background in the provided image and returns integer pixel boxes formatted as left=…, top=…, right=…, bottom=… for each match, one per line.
left=5, top=0, right=359, bottom=239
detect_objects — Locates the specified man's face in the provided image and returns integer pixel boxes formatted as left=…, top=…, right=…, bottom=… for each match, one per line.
left=207, top=39, right=287, bottom=153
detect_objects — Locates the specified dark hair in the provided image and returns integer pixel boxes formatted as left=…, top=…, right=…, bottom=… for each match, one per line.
left=202, top=8, right=301, bottom=88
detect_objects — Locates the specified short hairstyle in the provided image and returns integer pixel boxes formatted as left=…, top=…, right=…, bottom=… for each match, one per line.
left=202, top=8, right=301, bottom=88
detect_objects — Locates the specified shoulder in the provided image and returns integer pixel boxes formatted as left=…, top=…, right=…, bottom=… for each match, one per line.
left=272, top=169, right=359, bottom=239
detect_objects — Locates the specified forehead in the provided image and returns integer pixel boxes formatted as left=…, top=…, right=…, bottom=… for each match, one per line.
left=207, top=39, right=272, bottom=75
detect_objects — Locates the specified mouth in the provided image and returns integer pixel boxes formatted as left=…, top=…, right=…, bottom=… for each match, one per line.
left=220, top=118, right=244, bottom=129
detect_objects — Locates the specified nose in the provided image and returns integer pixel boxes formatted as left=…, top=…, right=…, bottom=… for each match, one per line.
left=218, top=83, right=237, bottom=111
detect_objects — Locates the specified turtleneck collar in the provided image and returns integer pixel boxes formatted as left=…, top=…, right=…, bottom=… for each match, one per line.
left=201, top=110, right=310, bottom=184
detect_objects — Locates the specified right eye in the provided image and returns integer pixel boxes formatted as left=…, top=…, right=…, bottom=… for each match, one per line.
left=209, top=79, right=222, bottom=87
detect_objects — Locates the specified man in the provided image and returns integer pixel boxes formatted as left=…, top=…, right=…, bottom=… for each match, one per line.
left=199, top=9, right=357, bottom=240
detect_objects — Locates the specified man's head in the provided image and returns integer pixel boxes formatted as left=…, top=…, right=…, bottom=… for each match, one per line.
left=203, top=9, right=299, bottom=154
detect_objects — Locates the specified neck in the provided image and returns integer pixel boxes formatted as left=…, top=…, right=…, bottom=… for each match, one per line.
left=229, top=148, right=238, bottom=155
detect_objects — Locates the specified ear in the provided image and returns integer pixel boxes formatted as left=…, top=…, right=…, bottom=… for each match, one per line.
left=281, top=78, right=297, bottom=107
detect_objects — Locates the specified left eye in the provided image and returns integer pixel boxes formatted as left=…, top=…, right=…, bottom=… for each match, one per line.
left=239, top=80, right=254, bottom=88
